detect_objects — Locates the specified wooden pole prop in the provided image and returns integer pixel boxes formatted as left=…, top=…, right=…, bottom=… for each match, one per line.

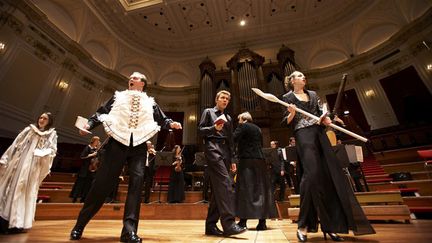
left=251, top=88, right=368, bottom=142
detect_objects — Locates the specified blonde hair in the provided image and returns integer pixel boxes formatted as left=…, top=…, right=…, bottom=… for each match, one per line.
left=215, top=90, right=231, bottom=102
left=238, top=111, right=253, bottom=122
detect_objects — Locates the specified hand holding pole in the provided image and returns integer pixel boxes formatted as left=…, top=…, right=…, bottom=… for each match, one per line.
left=251, top=88, right=368, bottom=142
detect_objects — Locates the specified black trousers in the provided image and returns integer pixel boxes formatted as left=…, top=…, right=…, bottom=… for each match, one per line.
left=74, top=138, right=146, bottom=236
left=272, top=172, right=286, bottom=201
left=142, top=166, right=154, bottom=203
left=202, top=166, right=211, bottom=201
left=204, top=141, right=236, bottom=231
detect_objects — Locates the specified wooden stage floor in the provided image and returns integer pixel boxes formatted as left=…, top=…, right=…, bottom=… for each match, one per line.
left=1, top=219, right=432, bottom=243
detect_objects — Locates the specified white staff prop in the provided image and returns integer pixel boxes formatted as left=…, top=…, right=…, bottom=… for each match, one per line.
left=251, top=88, right=368, bottom=143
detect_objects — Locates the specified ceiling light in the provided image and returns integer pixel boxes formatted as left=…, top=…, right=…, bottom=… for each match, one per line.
left=427, top=64, right=432, bottom=70
left=239, top=20, right=246, bottom=26
left=0, top=42, right=5, bottom=54
left=365, top=89, right=375, bottom=98
left=58, top=80, right=69, bottom=91
left=188, top=115, right=196, bottom=122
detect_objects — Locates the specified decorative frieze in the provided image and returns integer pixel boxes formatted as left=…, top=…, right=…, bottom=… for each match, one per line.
left=410, top=40, right=431, bottom=56
left=374, top=55, right=410, bottom=76
left=62, top=59, right=77, bottom=73
left=353, top=70, right=372, bottom=82
left=0, top=12, right=24, bottom=34
left=80, top=77, right=96, bottom=91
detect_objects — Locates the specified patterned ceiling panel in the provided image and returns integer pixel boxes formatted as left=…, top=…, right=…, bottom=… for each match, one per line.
left=177, top=1, right=212, bottom=31
left=31, top=0, right=432, bottom=63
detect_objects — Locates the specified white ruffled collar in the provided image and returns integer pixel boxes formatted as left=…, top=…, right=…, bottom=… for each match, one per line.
left=29, top=124, right=55, bottom=136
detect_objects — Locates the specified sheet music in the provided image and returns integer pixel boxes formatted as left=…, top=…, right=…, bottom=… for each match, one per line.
left=75, top=116, right=92, bottom=134
left=214, top=114, right=227, bottom=125
left=355, top=146, right=364, bottom=162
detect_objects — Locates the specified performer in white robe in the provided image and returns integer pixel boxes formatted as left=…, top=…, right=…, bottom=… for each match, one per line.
left=0, top=112, right=57, bottom=232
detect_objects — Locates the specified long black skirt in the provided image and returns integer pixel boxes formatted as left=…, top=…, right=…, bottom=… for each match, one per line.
left=167, top=169, right=185, bottom=203
left=295, top=125, right=375, bottom=235
left=235, top=158, right=278, bottom=219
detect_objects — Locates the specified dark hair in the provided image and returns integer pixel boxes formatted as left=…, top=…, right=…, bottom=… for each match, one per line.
left=36, top=112, right=54, bottom=130
left=140, top=77, right=148, bottom=90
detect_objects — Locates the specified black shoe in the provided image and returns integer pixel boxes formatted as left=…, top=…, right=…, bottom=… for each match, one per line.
left=205, top=226, right=223, bottom=236
left=323, top=232, right=344, bottom=241
left=120, top=231, right=142, bottom=243
left=70, top=227, right=84, bottom=240
left=297, top=229, right=307, bottom=242
left=256, top=223, right=267, bottom=231
left=223, top=224, right=247, bottom=236
left=237, top=219, right=247, bottom=228
left=6, top=227, right=24, bottom=234
left=0, top=218, right=9, bottom=234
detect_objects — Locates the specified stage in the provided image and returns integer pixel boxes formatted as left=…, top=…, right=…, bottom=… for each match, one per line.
left=1, top=219, right=431, bottom=242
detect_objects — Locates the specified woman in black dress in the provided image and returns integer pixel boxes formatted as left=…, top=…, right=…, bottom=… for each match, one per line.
left=70, top=136, right=100, bottom=203
left=283, top=71, right=375, bottom=242
left=233, top=112, right=278, bottom=230
left=167, top=145, right=185, bottom=203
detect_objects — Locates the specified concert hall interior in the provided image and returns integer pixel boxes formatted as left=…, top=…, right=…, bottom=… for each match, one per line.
left=0, top=0, right=431, bottom=242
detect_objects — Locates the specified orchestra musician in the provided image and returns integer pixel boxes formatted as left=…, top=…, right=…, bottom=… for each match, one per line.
left=142, top=141, right=156, bottom=203
left=167, top=145, right=185, bottom=203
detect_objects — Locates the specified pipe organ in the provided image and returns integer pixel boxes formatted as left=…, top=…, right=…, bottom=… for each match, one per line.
left=267, top=73, right=284, bottom=98
left=237, top=61, right=260, bottom=112
left=198, top=46, right=297, bottom=129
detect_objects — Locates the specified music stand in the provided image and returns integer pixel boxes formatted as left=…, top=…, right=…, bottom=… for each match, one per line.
left=332, top=144, right=367, bottom=192
left=284, top=146, right=298, bottom=162
left=193, top=152, right=206, bottom=166
left=192, top=152, right=208, bottom=204
left=333, top=144, right=350, bottom=168
left=262, top=148, right=278, bottom=168
left=150, top=151, right=174, bottom=203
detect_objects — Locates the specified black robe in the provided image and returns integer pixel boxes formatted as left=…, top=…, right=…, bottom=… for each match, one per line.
left=233, top=122, right=278, bottom=219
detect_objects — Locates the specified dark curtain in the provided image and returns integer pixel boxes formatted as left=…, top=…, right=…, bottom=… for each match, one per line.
left=379, top=66, right=432, bottom=126
left=156, top=112, right=184, bottom=151
left=326, top=89, right=370, bottom=134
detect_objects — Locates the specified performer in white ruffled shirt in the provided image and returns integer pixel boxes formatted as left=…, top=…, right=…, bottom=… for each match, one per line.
left=70, top=72, right=182, bottom=243
left=0, top=112, right=57, bottom=234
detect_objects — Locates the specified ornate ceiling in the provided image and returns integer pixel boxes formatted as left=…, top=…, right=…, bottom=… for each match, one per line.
left=28, top=0, right=431, bottom=87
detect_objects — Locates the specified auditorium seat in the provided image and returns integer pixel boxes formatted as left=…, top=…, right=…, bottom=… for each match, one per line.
left=417, top=149, right=432, bottom=179
left=37, top=195, right=51, bottom=203
left=153, top=166, right=171, bottom=191
left=39, top=185, right=62, bottom=189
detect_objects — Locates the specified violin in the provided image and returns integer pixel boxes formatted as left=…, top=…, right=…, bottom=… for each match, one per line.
left=174, top=156, right=182, bottom=172
left=88, top=151, right=100, bottom=172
